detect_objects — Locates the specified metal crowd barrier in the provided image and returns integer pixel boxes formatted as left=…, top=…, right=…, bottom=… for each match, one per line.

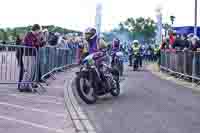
left=0, top=44, right=78, bottom=92
left=160, top=50, right=200, bottom=85
left=0, top=44, right=43, bottom=91
left=39, top=46, right=78, bottom=81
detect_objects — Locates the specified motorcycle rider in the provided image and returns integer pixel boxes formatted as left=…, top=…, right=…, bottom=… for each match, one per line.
left=84, top=27, right=109, bottom=58
left=112, top=38, right=120, bottom=52
left=128, top=43, right=133, bottom=66
left=111, top=38, right=120, bottom=66
left=131, top=40, right=143, bottom=68
left=83, top=27, right=109, bottom=83
left=153, top=45, right=160, bottom=61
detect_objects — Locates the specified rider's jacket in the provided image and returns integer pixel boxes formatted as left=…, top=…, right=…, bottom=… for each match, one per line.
left=88, top=35, right=98, bottom=54
left=83, top=43, right=88, bottom=54
left=87, top=36, right=108, bottom=54
left=132, top=44, right=141, bottom=56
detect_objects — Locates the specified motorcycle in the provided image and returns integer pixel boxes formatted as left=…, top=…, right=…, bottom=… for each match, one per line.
left=111, top=51, right=124, bottom=76
left=75, top=51, right=120, bottom=104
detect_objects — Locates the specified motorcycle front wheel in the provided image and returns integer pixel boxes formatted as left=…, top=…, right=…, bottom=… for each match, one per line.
left=76, top=76, right=97, bottom=104
left=110, top=80, right=120, bottom=97
left=119, top=61, right=124, bottom=76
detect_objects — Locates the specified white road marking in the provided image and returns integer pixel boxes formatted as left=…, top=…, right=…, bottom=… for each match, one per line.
left=0, top=115, right=65, bottom=133
left=7, top=94, right=63, bottom=105
left=0, top=102, right=65, bottom=117
left=9, top=93, right=64, bottom=101
left=0, top=89, right=15, bottom=94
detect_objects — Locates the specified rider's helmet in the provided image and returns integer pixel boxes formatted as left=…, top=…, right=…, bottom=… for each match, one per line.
left=98, top=38, right=108, bottom=50
left=133, top=40, right=139, bottom=44
left=84, top=27, right=97, bottom=41
left=113, top=38, right=120, bottom=49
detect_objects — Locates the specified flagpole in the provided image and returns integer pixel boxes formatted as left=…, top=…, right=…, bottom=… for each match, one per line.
left=194, top=0, right=197, bottom=35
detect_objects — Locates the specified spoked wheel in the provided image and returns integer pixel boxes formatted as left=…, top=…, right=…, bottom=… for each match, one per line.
left=119, top=62, right=124, bottom=76
left=108, top=72, right=120, bottom=97
left=110, top=79, right=120, bottom=97
left=76, top=76, right=97, bottom=104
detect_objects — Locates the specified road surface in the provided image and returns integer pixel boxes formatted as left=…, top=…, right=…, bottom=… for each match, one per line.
left=0, top=70, right=76, bottom=133
left=76, top=66, right=200, bottom=133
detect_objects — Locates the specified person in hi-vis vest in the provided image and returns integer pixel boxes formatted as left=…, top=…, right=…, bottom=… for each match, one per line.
left=131, top=40, right=143, bottom=68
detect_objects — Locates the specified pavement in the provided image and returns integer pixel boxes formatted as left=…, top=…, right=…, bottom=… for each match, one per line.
left=0, top=68, right=77, bottom=133
left=74, top=65, right=200, bottom=133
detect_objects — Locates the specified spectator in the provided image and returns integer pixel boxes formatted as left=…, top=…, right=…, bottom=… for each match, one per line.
left=21, top=24, right=44, bottom=92
left=172, top=33, right=182, bottom=50
left=15, top=34, right=24, bottom=91
left=57, top=36, right=65, bottom=48
left=169, top=30, right=176, bottom=48
left=160, top=37, right=169, bottom=50
left=48, top=32, right=59, bottom=46
left=190, top=36, right=200, bottom=76
left=42, top=29, right=49, bottom=44
left=180, top=34, right=190, bottom=50
left=189, top=36, right=200, bottom=51
left=36, top=29, right=48, bottom=82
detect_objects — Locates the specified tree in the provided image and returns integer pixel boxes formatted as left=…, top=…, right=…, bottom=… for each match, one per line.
left=0, top=25, right=82, bottom=42
left=119, top=22, right=125, bottom=31
left=121, top=17, right=156, bottom=42
left=1, top=29, right=8, bottom=41
left=12, top=28, right=17, bottom=39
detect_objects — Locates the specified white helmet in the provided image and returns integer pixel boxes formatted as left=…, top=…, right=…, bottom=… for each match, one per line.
left=133, top=40, right=139, bottom=44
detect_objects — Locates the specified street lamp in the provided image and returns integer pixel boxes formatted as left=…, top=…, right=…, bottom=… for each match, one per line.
left=192, top=0, right=198, bottom=86
left=95, top=3, right=102, bottom=37
left=155, top=6, right=163, bottom=45
left=170, top=16, right=175, bottom=25
left=194, top=0, right=197, bottom=35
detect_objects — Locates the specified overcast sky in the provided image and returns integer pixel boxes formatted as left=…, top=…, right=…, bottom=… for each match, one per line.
left=0, top=0, right=199, bottom=31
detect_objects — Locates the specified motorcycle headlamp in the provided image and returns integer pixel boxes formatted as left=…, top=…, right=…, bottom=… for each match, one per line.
left=83, top=59, right=94, bottom=67
left=88, top=59, right=95, bottom=65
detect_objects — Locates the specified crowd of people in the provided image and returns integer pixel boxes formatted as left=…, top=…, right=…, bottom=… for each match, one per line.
left=15, top=24, right=84, bottom=92
left=160, top=30, right=200, bottom=51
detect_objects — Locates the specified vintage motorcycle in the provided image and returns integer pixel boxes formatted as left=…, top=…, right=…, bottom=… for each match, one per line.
left=75, top=51, right=120, bottom=104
